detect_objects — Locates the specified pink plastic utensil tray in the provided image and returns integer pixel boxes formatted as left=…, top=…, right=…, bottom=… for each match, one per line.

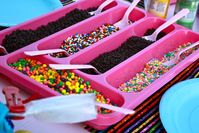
left=0, top=0, right=121, bottom=55
left=0, top=0, right=199, bottom=130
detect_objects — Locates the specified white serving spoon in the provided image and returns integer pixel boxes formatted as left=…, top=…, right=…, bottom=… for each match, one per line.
left=89, top=0, right=115, bottom=15
left=143, top=9, right=190, bottom=42
left=114, top=0, right=141, bottom=29
left=162, top=41, right=199, bottom=67
left=49, top=64, right=101, bottom=74
left=24, top=49, right=68, bottom=56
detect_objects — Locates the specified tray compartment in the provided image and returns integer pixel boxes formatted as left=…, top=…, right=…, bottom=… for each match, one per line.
left=105, top=30, right=199, bottom=109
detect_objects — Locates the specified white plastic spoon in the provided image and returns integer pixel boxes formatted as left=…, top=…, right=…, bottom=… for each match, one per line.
left=162, top=41, right=199, bottom=67
left=49, top=64, right=101, bottom=74
left=89, top=0, right=115, bottom=15
left=143, top=9, right=190, bottom=42
left=24, top=49, right=68, bottom=56
left=114, top=0, right=141, bottom=29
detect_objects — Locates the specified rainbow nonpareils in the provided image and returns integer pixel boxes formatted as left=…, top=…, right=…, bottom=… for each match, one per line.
left=53, top=24, right=119, bottom=57
left=119, top=42, right=199, bottom=92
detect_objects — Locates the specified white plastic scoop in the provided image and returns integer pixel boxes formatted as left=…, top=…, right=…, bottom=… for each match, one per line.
left=143, top=8, right=190, bottom=42
left=24, top=51, right=101, bottom=74
left=162, top=41, right=199, bottom=67
left=24, top=49, right=67, bottom=56
left=8, top=94, right=134, bottom=123
left=49, top=64, right=101, bottom=74
left=114, top=0, right=141, bottom=29
left=89, top=0, right=115, bottom=15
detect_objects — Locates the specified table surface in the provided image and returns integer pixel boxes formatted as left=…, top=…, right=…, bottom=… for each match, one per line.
left=0, top=3, right=198, bottom=133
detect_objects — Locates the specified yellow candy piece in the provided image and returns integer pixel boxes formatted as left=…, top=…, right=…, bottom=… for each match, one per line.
left=80, top=85, right=84, bottom=89
left=61, top=89, right=66, bottom=94
left=18, top=67, right=22, bottom=71
left=75, top=87, right=80, bottom=92
left=75, top=82, right=79, bottom=87
left=65, top=81, right=71, bottom=86
left=43, top=64, right=47, bottom=67
left=30, top=75, right=35, bottom=79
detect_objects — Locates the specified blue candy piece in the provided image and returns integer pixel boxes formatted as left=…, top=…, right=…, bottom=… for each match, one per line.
left=0, top=102, right=13, bottom=133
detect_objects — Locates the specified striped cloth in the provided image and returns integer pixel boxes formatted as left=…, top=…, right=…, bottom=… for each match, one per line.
left=84, top=59, right=199, bottom=133
left=61, top=0, right=75, bottom=6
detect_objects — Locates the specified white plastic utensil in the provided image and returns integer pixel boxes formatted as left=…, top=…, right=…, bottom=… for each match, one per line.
left=162, top=41, right=199, bottom=67
left=143, top=9, right=190, bottom=42
left=49, top=64, right=101, bottom=74
left=24, top=49, right=68, bottom=56
left=8, top=94, right=134, bottom=123
left=114, top=0, right=141, bottom=29
left=0, top=45, right=8, bottom=54
left=89, top=0, right=115, bottom=15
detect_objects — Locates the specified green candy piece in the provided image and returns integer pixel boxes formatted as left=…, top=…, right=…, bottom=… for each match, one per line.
left=67, top=73, right=72, bottom=78
left=86, top=81, right=90, bottom=86
left=35, top=64, right=39, bottom=69
left=79, top=88, right=83, bottom=93
left=49, top=78, right=54, bottom=84
left=59, top=81, right=63, bottom=86
left=19, top=58, right=25, bottom=62
left=30, top=67, right=35, bottom=71
left=40, top=77, right=45, bottom=81
left=93, top=90, right=97, bottom=94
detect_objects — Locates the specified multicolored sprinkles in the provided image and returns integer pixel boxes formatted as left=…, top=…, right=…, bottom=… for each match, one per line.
left=119, top=42, right=199, bottom=92
left=53, top=24, right=119, bottom=57
left=9, top=58, right=114, bottom=114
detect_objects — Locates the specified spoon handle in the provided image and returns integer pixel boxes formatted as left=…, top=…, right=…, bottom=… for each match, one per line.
left=153, top=9, right=189, bottom=36
left=121, top=0, right=141, bottom=25
left=24, top=49, right=65, bottom=56
left=49, top=64, right=101, bottom=74
left=49, top=64, right=95, bottom=70
left=94, top=0, right=115, bottom=15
